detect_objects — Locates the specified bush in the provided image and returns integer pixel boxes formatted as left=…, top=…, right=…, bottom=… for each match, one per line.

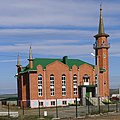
left=68, top=103, right=81, bottom=106
left=102, top=99, right=113, bottom=104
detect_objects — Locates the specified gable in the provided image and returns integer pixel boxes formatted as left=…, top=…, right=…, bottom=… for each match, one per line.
left=20, top=57, right=94, bottom=74
left=46, top=60, right=69, bottom=70
left=79, top=63, right=93, bottom=70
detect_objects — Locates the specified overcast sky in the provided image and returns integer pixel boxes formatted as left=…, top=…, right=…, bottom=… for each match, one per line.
left=0, top=0, right=120, bottom=94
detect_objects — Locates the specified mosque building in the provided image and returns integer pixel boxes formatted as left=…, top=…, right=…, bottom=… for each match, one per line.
left=16, top=5, right=110, bottom=108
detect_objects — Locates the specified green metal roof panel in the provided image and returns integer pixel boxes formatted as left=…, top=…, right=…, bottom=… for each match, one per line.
left=20, top=57, right=94, bottom=74
left=66, top=59, right=88, bottom=68
left=33, top=58, right=62, bottom=69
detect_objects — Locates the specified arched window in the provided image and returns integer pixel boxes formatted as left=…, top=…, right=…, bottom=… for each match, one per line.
left=83, top=74, right=90, bottom=85
left=62, top=74, right=66, bottom=96
left=73, top=74, right=77, bottom=95
left=38, top=74, right=42, bottom=96
left=50, top=74, right=55, bottom=96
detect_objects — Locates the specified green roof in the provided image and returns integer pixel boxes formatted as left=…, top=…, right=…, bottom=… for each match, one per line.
left=20, top=57, right=94, bottom=74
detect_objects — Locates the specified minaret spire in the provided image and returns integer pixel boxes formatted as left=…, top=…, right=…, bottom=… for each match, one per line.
left=29, top=46, right=33, bottom=60
left=28, top=46, right=33, bottom=68
left=98, top=4, right=104, bottom=34
left=17, top=53, right=20, bottom=67
left=94, top=3, right=109, bottom=38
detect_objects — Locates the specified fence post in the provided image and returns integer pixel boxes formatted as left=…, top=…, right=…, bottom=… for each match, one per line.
left=76, top=98, right=78, bottom=118
left=116, top=102, right=118, bottom=112
left=98, top=96, right=100, bottom=114
left=8, top=102, right=10, bottom=118
left=38, top=100, right=41, bottom=118
left=56, top=99, right=58, bottom=118
left=88, top=97, right=90, bottom=114
left=118, top=102, right=120, bottom=112
left=108, top=96, right=109, bottom=112
left=22, top=101, right=24, bottom=116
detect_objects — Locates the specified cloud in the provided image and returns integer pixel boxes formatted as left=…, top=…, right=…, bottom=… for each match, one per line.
left=0, top=42, right=92, bottom=55
left=109, top=43, right=120, bottom=57
left=0, top=29, right=120, bottom=57
left=0, top=59, right=26, bottom=63
left=110, top=76, right=120, bottom=88
left=0, top=0, right=97, bottom=26
left=0, top=27, right=120, bottom=57
left=0, top=0, right=120, bottom=91
left=0, top=0, right=119, bottom=27
left=109, top=30, right=120, bottom=39
left=0, top=28, right=92, bottom=36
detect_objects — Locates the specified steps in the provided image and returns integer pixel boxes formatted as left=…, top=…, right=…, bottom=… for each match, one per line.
left=85, top=97, right=105, bottom=106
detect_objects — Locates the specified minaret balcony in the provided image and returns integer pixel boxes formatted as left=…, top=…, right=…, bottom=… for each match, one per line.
left=93, top=43, right=110, bottom=49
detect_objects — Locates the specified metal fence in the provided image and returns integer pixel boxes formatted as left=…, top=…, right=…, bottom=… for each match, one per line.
left=0, top=97, right=120, bottom=119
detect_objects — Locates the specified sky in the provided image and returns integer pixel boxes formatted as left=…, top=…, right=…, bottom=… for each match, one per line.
left=0, top=0, right=120, bottom=94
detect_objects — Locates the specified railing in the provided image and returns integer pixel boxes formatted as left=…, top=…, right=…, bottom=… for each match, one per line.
left=79, top=81, right=96, bottom=86
left=85, top=95, right=96, bottom=106
left=93, top=43, right=110, bottom=49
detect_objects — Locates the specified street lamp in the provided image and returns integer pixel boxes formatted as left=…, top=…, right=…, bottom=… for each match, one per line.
left=91, top=53, right=99, bottom=97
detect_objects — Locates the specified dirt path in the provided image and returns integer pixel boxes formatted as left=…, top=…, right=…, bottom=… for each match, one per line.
left=84, top=115, right=120, bottom=120
left=61, top=113, right=120, bottom=120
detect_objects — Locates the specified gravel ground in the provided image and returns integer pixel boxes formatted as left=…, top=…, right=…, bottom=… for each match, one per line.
left=60, top=113, right=120, bottom=120
left=0, top=104, right=120, bottom=120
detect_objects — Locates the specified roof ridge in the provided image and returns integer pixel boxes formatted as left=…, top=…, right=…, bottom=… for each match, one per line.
left=34, top=58, right=62, bottom=60
left=20, top=57, right=94, bottom=74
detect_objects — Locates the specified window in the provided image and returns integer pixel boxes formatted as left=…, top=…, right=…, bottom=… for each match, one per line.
left=38, top=101, right=44, bottom=107
left=62, top=101, right=67, bottom=105
left=73, top=74, right=77, bottom=95
left=83, top=74, right=90, bottom=85
left=101, top=40, right=105, bottom=45
left=50, top=74, right=55, bottom=96
left=51, top=101, right=55, bottom=106
left=62, top=74, right=66, bottom=96
left=38, top=74, right=42, bottom=96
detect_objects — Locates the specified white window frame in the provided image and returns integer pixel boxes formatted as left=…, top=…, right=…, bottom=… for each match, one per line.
left=73, top=74, right=78, bottom=95
left=62, top=74, right=66, bottom=96
left=51, top=101, right=55, bottom=106
left=62, top=101, right=67, bottom=105
left=83, top=74, right=90, bottom=85
left=38, top=74, right=42, bottom=96
left=38, top=101, right=44, bottom=107
left=50, top=74, right=55, bottom=96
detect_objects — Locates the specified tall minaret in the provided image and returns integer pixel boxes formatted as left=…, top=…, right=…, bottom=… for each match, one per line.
left=94, top=4, right=110, bottom=97
left=28, top=46, right=33, bottom=68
